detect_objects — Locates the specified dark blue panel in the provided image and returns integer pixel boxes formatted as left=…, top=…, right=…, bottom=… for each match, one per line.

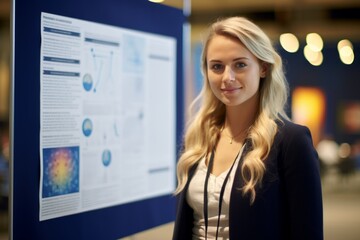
left=12, top=0, right=184, bottom=239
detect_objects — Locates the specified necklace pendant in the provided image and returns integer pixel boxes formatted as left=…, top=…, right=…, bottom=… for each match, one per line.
left=230, top=138, right=233, bottom=144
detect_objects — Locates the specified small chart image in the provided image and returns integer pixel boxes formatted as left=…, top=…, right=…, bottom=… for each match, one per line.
left=82, top=118, right=93, bottom=137
left=90, top=48, right=114, bottom=93
left=122, top=34, right=145, bottom=74
left=82, top=73, right=93, bottom=91
left=83, top=36, right=120, bottom=95
left=102, top=149, right=112, bottom=167
left=42, top=146, right=80, bottom=198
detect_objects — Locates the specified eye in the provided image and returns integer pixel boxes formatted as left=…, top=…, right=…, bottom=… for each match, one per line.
left=234, top=62, right=246, bottom=69
left=209, top=63, right=224, bottom=72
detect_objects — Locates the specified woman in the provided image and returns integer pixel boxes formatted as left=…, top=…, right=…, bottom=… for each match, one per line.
left=173, top=17, right=323, bottom=240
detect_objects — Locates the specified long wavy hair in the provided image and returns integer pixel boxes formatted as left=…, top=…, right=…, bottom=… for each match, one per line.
left=175, top=17, right=289, bottom=203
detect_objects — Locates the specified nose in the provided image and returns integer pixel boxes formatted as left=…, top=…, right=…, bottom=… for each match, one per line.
left=223, top=66, right=236, bottom=82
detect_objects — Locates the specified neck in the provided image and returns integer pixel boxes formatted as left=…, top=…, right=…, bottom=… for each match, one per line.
left=224, top=93, right=259, bottom=137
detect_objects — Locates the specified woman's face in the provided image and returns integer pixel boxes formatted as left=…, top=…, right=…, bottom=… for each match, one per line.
left=206, top=34, right=267, bottom=107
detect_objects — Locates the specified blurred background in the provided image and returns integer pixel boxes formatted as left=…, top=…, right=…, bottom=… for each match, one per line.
left=1, top=0, right=360, bottom=239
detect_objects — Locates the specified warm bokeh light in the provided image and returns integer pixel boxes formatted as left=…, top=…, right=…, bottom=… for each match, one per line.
left=306, top=33, right=324, bottom=52
left=339, top=48, right=355, bottom=65
left=337, top=39, right=353, bottom=51
left=148, top=0, right=164, bottom=3
left=304, top=45, right=323, bottom=66
left=338, top=39, right=355, bottom=65
left=292, top=87, right=326, bottom=145
left=311, top=51, right=323, bottom=66
left=341, top=102, right=360, bottom=133
left=338, top=143, right=351, bottom=159
left=304, top=45, right=318, bottom=61
left=279, top=33, right=300, bottom=53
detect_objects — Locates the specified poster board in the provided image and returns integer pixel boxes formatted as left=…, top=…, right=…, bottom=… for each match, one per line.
left=11, top=0, right=184, bottom=239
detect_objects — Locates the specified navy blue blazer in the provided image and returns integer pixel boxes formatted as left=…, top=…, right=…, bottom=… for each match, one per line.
left=173, top=120, right=323, bottom=240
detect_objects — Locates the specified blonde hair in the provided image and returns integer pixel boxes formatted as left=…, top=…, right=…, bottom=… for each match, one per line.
left=175, top=17, right=289, bottom=203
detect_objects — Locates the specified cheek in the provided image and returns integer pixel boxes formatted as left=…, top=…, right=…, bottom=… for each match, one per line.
left=208, top=79, right=217, bottom=94
left=207, top=77, right=223, bottom=98
left=207, top=76, right=220, bottom=91
left=207, top=70, right=222, bottom=82
left=248, top=78, right=261, bottom=94
left=245, top=70, right=261, bottom=90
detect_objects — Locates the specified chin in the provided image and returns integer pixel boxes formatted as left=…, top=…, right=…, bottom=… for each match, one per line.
left=222, top=100, right=243, bottom=107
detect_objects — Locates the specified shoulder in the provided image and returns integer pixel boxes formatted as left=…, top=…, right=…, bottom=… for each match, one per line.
left=274, top=119, right=317, bottom=161
left=274, top=119, right=319, bottom=169
left=276, top=119, right=311, bottom=140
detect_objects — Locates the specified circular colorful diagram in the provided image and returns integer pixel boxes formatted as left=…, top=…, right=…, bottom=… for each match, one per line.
left=82, top=118, right=93, bottom=137
left=102, top=149, right=112, bottom=167
left=42, top=147, right=79, bottom=198
left=82, top=73, right=93, bottom=91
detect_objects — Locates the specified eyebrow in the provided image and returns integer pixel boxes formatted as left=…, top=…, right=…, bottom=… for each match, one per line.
left=208, top=57, right=250, bottom=62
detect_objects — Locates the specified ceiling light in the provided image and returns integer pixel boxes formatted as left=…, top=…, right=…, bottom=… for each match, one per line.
left=339, top=48, right=355, bottom=65
left=338, top=39, right=355, bottom=65
left=306, top=33, right=323, bottom=52
left=148, top=0, right=164, bottom=3
left=304, top=45, right=323, bottom=66
left=337, top=39, right=353, bottom=52
left=279, top=33, right=299, bottom=53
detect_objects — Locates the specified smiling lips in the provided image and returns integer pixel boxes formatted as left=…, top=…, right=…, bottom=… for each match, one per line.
left=221, top=86, right=242, bottom=94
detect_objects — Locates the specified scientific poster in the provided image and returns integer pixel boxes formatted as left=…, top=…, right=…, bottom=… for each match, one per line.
left=39, top=12, right=176, bottom=221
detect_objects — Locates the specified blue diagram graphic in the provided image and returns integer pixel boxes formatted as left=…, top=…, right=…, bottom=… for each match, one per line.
left=82, top=73, right=93, bottom=91
left=102, top=149, right=112, bottom=167
left=82, top=118, right=93, bottom=137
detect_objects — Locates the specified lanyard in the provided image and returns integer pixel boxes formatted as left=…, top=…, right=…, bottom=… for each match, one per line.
left=203, top=148, right=241, bottom=240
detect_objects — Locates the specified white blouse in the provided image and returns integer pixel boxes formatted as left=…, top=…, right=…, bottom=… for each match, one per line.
left=186, top=145, right=244, bottom=240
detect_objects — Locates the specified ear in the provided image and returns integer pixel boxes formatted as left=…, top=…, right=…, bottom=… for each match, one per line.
left=260, top=62, right=269, bottom=78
